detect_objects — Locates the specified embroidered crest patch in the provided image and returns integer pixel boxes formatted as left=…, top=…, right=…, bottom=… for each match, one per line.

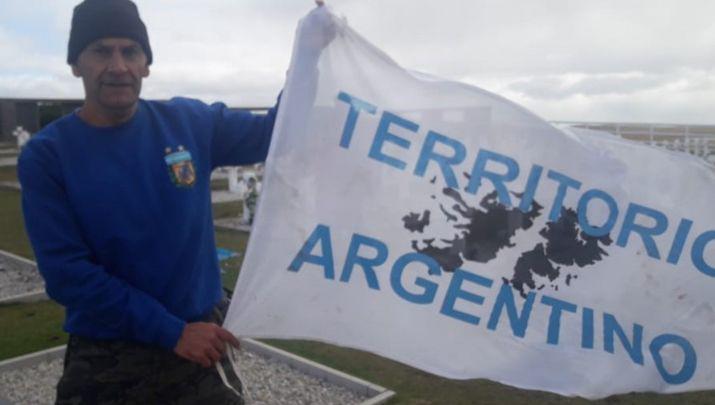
left=164, top=146, right=196, bottom=187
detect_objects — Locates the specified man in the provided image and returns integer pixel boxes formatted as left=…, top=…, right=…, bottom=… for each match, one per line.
left=18, top=0, right=282, bottom=402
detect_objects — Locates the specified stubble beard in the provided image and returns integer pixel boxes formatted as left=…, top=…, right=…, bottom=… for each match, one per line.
left=97, top=81, right=142, bottom=111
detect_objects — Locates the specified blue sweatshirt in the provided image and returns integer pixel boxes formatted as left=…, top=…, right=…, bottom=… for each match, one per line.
left=18, top=97, right=277, bottom=350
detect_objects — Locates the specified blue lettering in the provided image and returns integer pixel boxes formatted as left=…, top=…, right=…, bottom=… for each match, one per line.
left=541, top=295, right=577, bottom=345
left=667, top=218, right=693, bottom=265
left=603, top=312, right=644, bottom=365
left=414, top=131, right=466, bottom=189
left=577, top=188, right=619, bottom=237
left=337, top=92, right=377, bottom=148
left=340, top=233, right=388, bottom=290
left=581, top=307, right=594, bottom=349
left=440, top=269, right=494, bottom=325
left=691, top=230, right=715, bottom=277
left=616, top=203, right=669, bottom=260
left=390, top=253, right=441, bottom=304
left=368, top=111, right=418, bottom=170
left=486, top=281, right=535, bottom=338
left=649, top=334, right=697, bottom=385
left=466, top=149, right=520, bottom=207
left=547, top=170, right=582, bottom=222
left=288, top=224, right=335, bottom=279
left=518, top=164, right=543, bottom=213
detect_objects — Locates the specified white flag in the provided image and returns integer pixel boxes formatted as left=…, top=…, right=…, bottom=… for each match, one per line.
left=225, top=7, right=715, bottom=399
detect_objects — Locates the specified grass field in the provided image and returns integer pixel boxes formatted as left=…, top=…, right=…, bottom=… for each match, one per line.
left=213, top=199, right=243, bottom=220
left=211, top=177, right=229, bottom=191
left=0, top=301, right=67, bottom=360
left=0, top=190, right=33, bottom=259
left=215, top=228, right=248, bottom=289
left=0, top=165, right=18, bottom=182
left=2, top=181, right=715, bottom=404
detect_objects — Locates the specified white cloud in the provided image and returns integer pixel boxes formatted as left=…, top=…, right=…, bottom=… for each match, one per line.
left=500, top=71, right=715, bottom=125
left=0, top=74, right=81, bottom=99
left=508, top=72, right=678, bottom=99
left=1, top=0, right=714, bottom=123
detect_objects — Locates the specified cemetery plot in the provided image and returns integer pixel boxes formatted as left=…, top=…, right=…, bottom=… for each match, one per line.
left=0, top=252, right=44, bottom=303
left=0, top=341, right=390, bottom=405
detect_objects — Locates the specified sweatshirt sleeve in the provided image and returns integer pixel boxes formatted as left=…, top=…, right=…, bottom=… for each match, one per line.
left=207, top=8, right=336, bottom=169
left=17, top=142, right=186, bottom=350
left=209, top=95, right=280, bottom=169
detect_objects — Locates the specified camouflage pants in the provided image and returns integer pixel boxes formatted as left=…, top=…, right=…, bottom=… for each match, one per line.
left=56, top=300, right=244, bottom=405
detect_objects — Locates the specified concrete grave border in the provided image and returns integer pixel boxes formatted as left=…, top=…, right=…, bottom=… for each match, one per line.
left=0, top=250, right=47, bottom=305
left=242, top=338, right=395, bottom=403
left=0, top=182, right=20, bottom=192
left=0, top=340, right=395, bottom=405
left=0, top=346, right=65, bottom=375
left=0, top=253, right=396, bottom=403
left=213, top=218, right=252, bottom=233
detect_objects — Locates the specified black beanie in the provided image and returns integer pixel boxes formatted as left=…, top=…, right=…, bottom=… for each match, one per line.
left=67, top=0, right=153, bottom=65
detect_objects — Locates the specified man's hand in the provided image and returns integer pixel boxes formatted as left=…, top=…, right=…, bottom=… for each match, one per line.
left=174, top=322, right=240, bottom=368
left=298, top=2, right=338, bottom=55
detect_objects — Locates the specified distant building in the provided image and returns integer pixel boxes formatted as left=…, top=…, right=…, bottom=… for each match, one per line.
left=556, top=121, right=715, bottom=163
left=0, top=98, right=267, bottom=144
left=0, top=98, right=82, bottom=143
left=3, top=99, right=712, bottom=163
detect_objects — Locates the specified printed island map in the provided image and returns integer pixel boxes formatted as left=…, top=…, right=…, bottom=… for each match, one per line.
left=402, top=175, right=613, bottom=298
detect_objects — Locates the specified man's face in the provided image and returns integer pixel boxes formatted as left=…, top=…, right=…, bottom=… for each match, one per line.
left=72, top=38, right=149, bottom=113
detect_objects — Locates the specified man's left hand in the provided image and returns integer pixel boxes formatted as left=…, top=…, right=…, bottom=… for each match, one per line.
left=174, top=322, right=241, bottom=367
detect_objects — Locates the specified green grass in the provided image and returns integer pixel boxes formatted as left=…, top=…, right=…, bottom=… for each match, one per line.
left=265, top=339, right=715, bottom=404
left=0, top=300, right=67, bottom=360
left=0, top=302, right=713, bottom=405
left=212, top=200, right=243, bottom=220
left=0, top=165, right=18, bottom=182
left=212, top=199, right=248, bottom=288
left=211, top=178, right=229, bottom=191
left=0, top=190, right=33, bottom=259
left=215, top=228, right=249, bottom=289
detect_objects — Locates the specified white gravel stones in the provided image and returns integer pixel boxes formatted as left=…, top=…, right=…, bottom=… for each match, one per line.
left=240, top=350, right=367, bottom=404
left=0, top=358, right=59, bottom=405
left=0, top=349, right=368, bottom=405
left=0, top=256, right=44, bottom=300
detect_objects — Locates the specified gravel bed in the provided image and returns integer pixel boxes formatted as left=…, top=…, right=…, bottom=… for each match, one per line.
left=0, top=349, right=369, bottom=405
left=0, top=256, right=44, bottom=300
left=0, top=358, right=58, bottom=404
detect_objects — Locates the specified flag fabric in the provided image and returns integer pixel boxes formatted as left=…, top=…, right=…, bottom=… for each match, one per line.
left=224, top=7, right=715, bottom=399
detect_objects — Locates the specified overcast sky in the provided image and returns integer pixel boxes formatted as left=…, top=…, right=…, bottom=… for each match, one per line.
left=1, top=0, right=714, bottom=124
